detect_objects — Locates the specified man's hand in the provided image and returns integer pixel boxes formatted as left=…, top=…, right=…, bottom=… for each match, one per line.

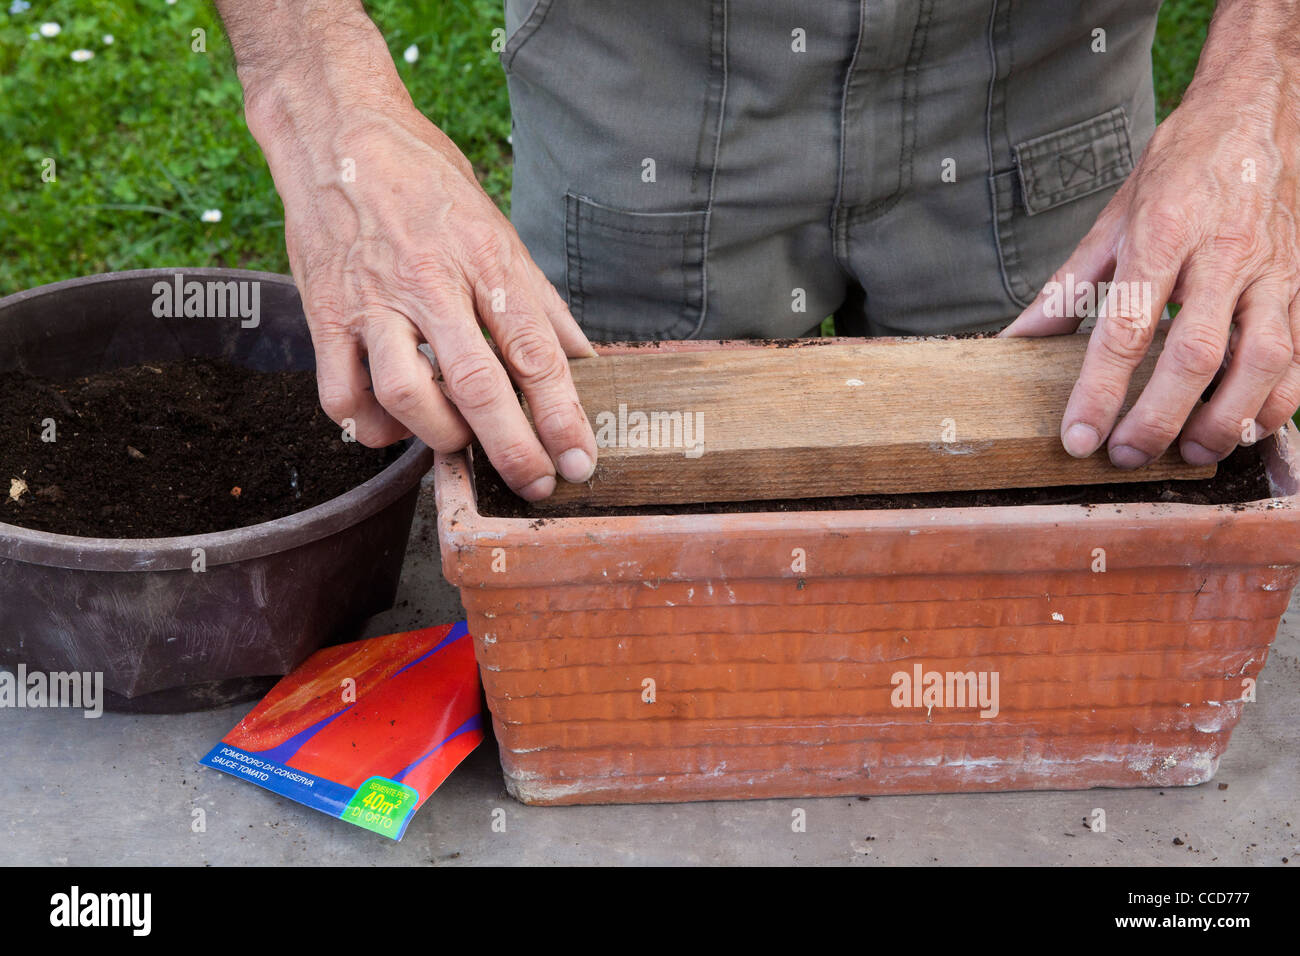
left=217, top=1, right=597, bottom=501
left=1002, top=0, right=1300, bottom=469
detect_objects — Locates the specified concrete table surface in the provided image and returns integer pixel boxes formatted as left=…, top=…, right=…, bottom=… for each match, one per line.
left=3, top=480, right=1298, bottom=866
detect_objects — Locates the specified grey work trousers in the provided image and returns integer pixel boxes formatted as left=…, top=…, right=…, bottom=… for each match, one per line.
left=500, top=0, right=1162, bottom=340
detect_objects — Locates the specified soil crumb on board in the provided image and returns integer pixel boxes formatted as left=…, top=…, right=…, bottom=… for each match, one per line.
left=471, top=441, right=1273, bottom=519
left=1, top=358, right=401, bottom=538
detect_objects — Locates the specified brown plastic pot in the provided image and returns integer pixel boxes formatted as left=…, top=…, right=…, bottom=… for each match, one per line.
left=0, top=269, right=432, bottom=712
left=438, top=339, right=1300, bottom=805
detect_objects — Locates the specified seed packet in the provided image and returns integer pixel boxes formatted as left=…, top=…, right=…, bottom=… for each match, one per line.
left=200, top=621, right=483, bottom=840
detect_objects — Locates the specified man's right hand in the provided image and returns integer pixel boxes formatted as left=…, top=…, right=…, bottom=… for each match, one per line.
left=218, top=1, right=597, bottom=501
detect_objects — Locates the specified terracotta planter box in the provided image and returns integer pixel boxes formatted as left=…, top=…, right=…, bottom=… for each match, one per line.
left=437, top=341, right=1300, bottom=806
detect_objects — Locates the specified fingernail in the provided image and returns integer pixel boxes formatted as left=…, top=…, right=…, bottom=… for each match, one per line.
left=557, top=448, right=595, bottom=483
left=1109, top=444, right=1151, bottom=470
left=1180, top=441, right=1220, bottom=466
left=1062, top=423, right=1101, bottom=458
left=518, top=474, right=556, bottom=501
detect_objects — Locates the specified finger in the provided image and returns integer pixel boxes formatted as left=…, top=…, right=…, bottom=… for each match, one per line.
left=310, top=325, right=411, bottom=448
left=519, top=248, right=597, bottom=359
left=540, top=279, right=597, bottom=358
left=1255, top=290, right=1300, bottom=436
left=1178, top=281, right=1292, bottom=462
left=1107, top=261, right=1239, bottom=468
left=1001, top=212, right=1119, bottom=337
left=365, top=310, right=473, bottom=453
left=1057, top=218, right=1184, bottom=458
left=417, top=282, right=559, bottom=501
left=475, top=268, right=598, bottom=484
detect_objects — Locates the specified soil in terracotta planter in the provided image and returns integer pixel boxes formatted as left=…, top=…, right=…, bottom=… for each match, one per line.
left=0, top=358, right=401, bottom=538
left=471, top=442, right=1272, bottom=519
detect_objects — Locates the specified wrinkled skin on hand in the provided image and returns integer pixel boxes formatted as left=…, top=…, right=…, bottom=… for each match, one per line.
left=269, top=108, right=598, bottom=502
left=1004, top=25, right=1300, bottom=470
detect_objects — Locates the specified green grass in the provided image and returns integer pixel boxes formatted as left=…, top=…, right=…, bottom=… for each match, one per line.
left=1, top=0, right=1214, bottom=294
left=0, top=0, right=511, bottom=292
left=1154, top=0, right=1215, bottom=118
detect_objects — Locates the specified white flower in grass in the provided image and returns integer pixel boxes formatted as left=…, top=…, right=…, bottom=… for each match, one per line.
left=200, top=209, right=223, bottom=223
left=70, top=48, right=94, bottom=62
left=38, top=21, right=60, bottom=37
left=103, top=34, right=114, bottom=45
left=403, top=44, right=418, bottom=64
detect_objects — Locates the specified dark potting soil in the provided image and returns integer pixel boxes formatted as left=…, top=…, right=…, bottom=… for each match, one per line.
left=0, top=358, right=401, bottom=538
left=471, top=441, right=1273, bottom=519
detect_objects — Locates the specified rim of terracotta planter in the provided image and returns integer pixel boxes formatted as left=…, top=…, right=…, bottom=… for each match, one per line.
left=437, top=339, right=1300, bottom=589
left=0, top=268, right=433, bottom=572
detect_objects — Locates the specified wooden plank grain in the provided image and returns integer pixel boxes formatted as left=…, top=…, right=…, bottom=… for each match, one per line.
left=525, top=334, right=1216, bottom=508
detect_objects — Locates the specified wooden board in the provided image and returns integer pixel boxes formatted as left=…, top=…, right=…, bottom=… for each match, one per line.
left=526, top=334, right=1216, bottom=509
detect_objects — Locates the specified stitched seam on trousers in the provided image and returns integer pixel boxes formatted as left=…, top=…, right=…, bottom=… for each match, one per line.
left=571, top=220, right=703, bottom=237
left=564, top=193, right=584, bottom=322
left=1056, top=147, right=1098, bottom=189
left=983, top=0, right=1000, bottom=296
left=845, top=0, right=934, bottom=229
left=1016, top=107, right=1128, bottom=163
left=995, top=172, right=1033, bottom=305
left=501, top=0, right=555, bottom=72
left=830, top=0, right=867, bottom=268
left=690, top=0, right=726, bottom=197
left=1032, top=159, right=1129, bottom=210
left=685, top=0, right=729, bottom=340
left=996, top=0, right=1016, bottom=159
left=985, top=0, right=1032, bottom=309
left=999, top=172, right=1038, bottom=306
left=676, top=230, right=696, bottom=338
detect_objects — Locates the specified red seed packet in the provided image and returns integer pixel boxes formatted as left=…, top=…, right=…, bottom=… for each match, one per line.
left=200, top=621, right=483, bottom=840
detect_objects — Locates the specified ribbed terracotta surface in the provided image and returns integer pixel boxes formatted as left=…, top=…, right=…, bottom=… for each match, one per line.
left=437, top=342, right=1300, bottom=806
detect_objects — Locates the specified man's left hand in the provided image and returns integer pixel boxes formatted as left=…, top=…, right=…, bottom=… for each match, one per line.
left=1002, top=0, right=1300, bottom=468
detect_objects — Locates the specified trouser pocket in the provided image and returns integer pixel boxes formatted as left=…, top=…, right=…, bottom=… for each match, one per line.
left=564, top=192, right=708, bottom=341
left=992, top=106, right=1136, bottom=308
